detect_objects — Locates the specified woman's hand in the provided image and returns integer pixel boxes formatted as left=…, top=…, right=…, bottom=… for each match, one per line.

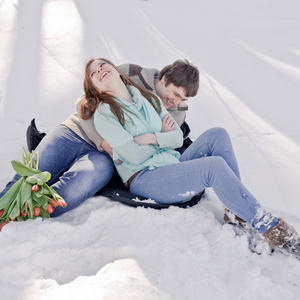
left=134, top=133, right=158, bottom=146
left=161, top=114, right=176, bottom=132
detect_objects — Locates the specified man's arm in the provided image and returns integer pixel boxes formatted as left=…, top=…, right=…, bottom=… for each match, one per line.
left=76, top=94, right=104, bottom=151
left=118, top=64, right=159, bottom=91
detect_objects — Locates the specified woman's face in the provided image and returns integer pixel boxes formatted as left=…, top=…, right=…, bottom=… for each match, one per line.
left=89, top=59, right=119, bottom=93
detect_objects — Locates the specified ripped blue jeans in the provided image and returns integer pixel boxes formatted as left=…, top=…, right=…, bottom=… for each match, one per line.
left=130, top=127, right=278, bottom=234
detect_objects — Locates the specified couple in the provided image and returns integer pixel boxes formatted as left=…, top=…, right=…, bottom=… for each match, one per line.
left=0, top=59, right=199, bottom=216
left=1, top=57, right=299, bottom=257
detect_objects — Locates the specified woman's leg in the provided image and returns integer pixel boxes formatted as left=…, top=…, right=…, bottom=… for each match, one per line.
left=130, top=157, right=278, bottom=234
left=180, top=127, right=240, bottom=179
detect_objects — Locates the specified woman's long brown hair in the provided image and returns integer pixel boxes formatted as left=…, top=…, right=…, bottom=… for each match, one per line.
left=81, top=58, right=162, bottom=126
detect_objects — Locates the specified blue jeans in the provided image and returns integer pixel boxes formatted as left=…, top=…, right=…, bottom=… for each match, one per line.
left=0, top=125, right=115, bottom=217
left=130, top=127, right=278, bottom=234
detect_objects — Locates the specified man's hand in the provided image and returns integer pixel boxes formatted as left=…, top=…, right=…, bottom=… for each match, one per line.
left=134, top=133, right=158, bottom=145
left=162, top=114, right=176, bottom=132
left=101, top=140, right=113, bottom=158
left=101, top=140, right=122, bottom=163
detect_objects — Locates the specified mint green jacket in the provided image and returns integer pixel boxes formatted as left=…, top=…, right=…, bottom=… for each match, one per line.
left=94, top=86, right=183, bottom=183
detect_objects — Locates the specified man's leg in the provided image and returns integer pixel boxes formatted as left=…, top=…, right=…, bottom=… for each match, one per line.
left=0, top=125, right=82, bottom=197
left=51, top=150, right=115, bottom=217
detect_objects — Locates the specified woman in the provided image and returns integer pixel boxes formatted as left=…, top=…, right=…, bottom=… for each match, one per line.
left=81, top=57, right=299, bottom=257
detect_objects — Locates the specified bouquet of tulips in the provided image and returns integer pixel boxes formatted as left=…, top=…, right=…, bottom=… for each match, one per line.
left=0, top=148, right=67, bottom=231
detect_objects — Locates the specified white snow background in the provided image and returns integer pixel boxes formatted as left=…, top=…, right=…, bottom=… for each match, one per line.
left=1, top=0, right=300, bottom=299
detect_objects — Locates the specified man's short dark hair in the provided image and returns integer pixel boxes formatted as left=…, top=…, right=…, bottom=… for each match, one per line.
left=159, top=60, right=199, bottom=97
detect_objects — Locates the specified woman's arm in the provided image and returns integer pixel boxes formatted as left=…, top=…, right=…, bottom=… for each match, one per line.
left=133, top=114, right=176, bottom=145
left=94, top=106, right=160, bottom=165
left=155, top=102, right=183, bottom=149
left=134, top=105, right=183, bottom=149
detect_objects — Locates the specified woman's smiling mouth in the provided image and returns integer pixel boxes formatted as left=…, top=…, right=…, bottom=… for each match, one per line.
left=100, top=71, right=109, bottom=80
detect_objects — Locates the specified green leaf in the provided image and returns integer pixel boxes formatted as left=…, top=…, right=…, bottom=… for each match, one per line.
left=32, top=193, right=42, bottom=206
left=33, top=193, right=49, bottom=207
left=42, top=204, right=49, bottom=213
left=20, top=181, right=33, bottom=208
left=41, top=186, right=51, bottom=196
left=26, top=172, right=51, bottom=185
left=36, top=151, right=40, bottom=169
left=40, top=209, right=50, bottom=218
left=11, top=160, right=41, bottom=177
left=9, top=196, right=21, bottom=221
left=45, top=184, right=62, bottom=200
left=18, top=215, right=28, bottom=221
left=22, top=152, right=27, bottom=165
left=41, top=197, right=50, bottom=211
left=45, top=185, right=55, bottom=199
left=31, top=195, right=40, bottom=207
left=0, top=178, right=23, bottom=210
left=29, top=153, right=36, bottom=169
left=27, top=197, right=34, bottom=218
left=16, top=187, right=22, bottom=208
left=0, top=205, right=11, bottom=220
left=33, top=187, right=43, bottom=198
left=22, top=147, right=35, bottom=169
left=6, top=195, right=20, bottom=221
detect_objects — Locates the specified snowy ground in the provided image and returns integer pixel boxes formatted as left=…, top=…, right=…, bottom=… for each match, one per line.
left=1, top=0, right=300, bottom=299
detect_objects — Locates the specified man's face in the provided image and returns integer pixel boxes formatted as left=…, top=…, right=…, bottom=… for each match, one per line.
left=157, top=76, right=188, bottom=109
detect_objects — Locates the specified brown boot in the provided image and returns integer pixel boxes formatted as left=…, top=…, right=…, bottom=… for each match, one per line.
left=263, top=218, right=296, bottom=248
left=224, top=208, right=246, bottom=226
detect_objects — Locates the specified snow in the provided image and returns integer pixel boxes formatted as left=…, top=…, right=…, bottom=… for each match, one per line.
left=1, top=0, right=300, bottom=299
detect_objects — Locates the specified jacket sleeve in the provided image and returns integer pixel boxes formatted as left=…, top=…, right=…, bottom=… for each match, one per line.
left=94, top=105, right=160, bottom=165
left=76, top=94, right=104, bottom=151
